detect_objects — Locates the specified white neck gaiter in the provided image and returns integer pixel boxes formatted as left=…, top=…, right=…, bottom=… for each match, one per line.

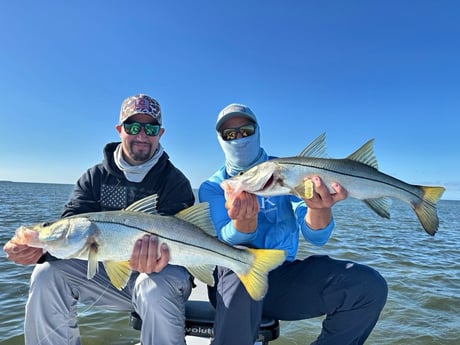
left=114, top=143, right=164, bottom=182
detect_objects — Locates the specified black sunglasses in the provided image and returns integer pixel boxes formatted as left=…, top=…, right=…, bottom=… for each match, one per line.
left=123, top=122, right=161, bottom=137
left=220, top=123, right=256, bottom=141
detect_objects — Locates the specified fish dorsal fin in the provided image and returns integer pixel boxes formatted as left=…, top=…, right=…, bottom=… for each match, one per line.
left=298, top=133, right=327, bottom=158
left=125, top=194, right=159, bottom=214
left=175, top=202, right=217, bottom=237
left=347, top=139, right=378, bottom=169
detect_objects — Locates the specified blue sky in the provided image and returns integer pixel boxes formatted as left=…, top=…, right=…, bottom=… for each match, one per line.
left=0, top=1, right=459, bottom=200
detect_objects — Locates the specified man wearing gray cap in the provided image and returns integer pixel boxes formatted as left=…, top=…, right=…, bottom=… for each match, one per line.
left=4, top=94, right=195, bottom=345
left=199, top=103, right=388, bottom=345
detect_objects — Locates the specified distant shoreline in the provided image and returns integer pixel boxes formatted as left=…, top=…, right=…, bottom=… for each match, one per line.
left=0, top=180, right=457, bottom=201
left=0, top=180, right=73, bottom=186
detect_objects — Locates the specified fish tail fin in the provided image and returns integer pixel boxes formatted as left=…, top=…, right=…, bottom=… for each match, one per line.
left=414, top=186, right=445, bottom=236
left=236, top=248, right=285, bottom=300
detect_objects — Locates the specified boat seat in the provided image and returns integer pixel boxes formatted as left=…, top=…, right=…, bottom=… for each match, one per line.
left=130, top=300, right=280, bottom=345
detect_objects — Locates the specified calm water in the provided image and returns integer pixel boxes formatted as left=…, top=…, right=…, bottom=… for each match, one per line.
left=0, top=181, right=459, bottom=344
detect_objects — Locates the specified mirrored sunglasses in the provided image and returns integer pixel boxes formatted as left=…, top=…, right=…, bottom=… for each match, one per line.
left=123, top=122, right=161, bottom=137
left=220, top=123, right=256, bottom=141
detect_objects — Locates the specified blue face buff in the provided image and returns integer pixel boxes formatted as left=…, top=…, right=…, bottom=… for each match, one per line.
left=218, top=123, right=268, bottom=177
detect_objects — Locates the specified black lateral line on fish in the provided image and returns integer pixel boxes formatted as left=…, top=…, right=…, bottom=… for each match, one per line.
left=92, top=220, right=252, bottom=265
left=285, top=161, right=430, bottom=205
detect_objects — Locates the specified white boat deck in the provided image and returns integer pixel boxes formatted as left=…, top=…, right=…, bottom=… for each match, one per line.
left=186, top=281, right=211, bottom=345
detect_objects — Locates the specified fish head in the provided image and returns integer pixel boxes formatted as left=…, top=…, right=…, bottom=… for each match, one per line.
left=13, top=217, right=97, bottom=259
left=221, top=161, right=292, bottom=198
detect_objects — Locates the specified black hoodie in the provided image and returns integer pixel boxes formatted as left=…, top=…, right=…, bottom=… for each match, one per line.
left=37, top=142, right=195, bottom=264
left=62, top=142, right=195, bottom=217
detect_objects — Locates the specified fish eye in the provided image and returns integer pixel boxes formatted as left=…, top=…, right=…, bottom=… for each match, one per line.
left=42, top=221, right=54, bottom=227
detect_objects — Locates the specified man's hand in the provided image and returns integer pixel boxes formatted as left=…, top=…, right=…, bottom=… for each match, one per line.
left=304, top=176, right=348, bottom=229
left=305, top=176, right=348, bottom=208
left=129, top=235, right=169, bottom=273
left=224, top=190, right=259, bottom=233
left=3, top=241, right=44, bottom=265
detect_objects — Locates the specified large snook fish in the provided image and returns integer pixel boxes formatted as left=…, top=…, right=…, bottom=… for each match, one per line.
left=11, top=195, right=285, bottom=301
left=221, top=133, right=445, bottom=236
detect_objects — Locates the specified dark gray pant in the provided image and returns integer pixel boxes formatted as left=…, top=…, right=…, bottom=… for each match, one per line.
left=208, top=255, right=388, bottom=345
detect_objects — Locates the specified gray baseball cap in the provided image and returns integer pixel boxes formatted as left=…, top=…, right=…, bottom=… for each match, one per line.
left=215, top=103, right=257, bottom=131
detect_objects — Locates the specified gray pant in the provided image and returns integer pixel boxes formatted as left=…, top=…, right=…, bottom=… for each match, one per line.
left=24, top=259, right=192, bottom=345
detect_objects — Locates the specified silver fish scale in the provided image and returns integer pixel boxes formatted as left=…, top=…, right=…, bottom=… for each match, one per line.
left=69, top=211, right=255, bottom=275
left=274, top=157, right=425, bottom=202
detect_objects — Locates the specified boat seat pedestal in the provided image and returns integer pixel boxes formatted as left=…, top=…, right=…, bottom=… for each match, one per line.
left=130, top=300, right=280, bottom=345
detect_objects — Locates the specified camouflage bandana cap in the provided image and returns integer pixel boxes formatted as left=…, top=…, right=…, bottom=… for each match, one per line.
left=119, top=94, right=162, bottom=124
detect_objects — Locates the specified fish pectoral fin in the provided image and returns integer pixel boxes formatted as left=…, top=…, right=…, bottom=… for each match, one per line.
left=87, top=245, right=99, bottom=280
left=293, top=179, right=314, bottom=199
left=186, top=265, right=216, bottom=287
left=364, top=198, right=391, bottom=219
left=103, top=261, right=132, bottom=290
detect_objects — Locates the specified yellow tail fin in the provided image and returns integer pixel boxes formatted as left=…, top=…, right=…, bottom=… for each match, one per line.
left=236, top=248, right=286, bottom=301
left=414, top=186, right=445, bottom=236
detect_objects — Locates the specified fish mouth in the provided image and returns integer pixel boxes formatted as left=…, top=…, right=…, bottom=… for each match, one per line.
left=256, top=174, right=275, bottom=192
left=12, top=226, right=40, bottom=246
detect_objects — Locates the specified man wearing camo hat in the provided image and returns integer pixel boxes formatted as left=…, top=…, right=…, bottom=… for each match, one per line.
left=4, top=94, right=195, bottom=345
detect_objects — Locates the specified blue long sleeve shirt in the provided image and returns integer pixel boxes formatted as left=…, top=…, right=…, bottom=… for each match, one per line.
left=199, top=166, right=334, bottom=261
